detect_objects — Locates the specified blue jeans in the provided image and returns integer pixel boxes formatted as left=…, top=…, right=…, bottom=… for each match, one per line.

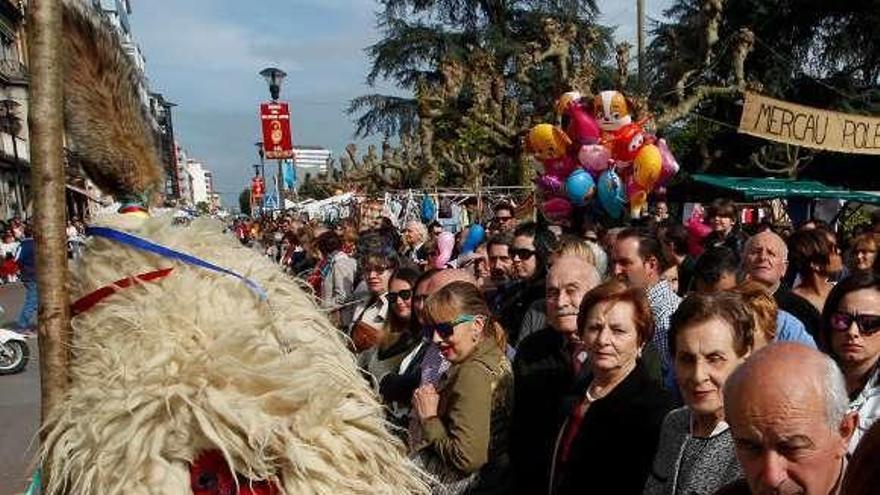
left=16, top=279, right=37, bottom=329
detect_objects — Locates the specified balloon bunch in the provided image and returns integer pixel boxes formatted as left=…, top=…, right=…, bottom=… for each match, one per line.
left=526, top=90, right=680, bottom=220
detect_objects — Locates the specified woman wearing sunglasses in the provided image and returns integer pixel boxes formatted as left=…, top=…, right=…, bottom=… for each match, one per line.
left=821, top=272, right=880, bottom=453
left=411, top=281, right=513, bottom=494
left=359, top=267, right=422, bottom=386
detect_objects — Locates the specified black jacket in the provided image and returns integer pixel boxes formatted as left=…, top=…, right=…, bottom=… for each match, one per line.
left=498, top=277, right=546, bottom=344
left=553, top=361, right=674, bottom=495
left=511, top=328, right=575, bottom=495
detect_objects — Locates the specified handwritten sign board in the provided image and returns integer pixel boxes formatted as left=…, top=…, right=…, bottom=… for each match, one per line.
left=738, top=92, right=880, bottom=155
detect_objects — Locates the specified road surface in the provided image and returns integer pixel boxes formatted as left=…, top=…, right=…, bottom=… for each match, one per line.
left=0, top=283, right=37, bottom=495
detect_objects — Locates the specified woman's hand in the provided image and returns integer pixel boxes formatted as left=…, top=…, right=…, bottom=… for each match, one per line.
left=412, top=384, right=440, bottom=420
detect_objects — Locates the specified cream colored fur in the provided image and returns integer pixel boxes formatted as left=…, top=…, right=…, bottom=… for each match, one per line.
left=40, top=215, right=428, bottom=494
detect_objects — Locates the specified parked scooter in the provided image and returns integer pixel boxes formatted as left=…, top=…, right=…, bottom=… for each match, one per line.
left=0, top=328, right=28, bottom=374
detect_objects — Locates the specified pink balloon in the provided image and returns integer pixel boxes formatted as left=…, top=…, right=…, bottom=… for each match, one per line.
left=577, top=144, right=611, bottom=173
left=537, top=155, right=578, bottom=194
left=543, top=197, right=573, bottom=221
left=433, top=231, right=455, bottom=269
left=657, top=138, right=680, bottom=186
left=564, top=101, right=601, bottom=146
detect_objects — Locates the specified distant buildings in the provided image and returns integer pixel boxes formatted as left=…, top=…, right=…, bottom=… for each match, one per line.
left=293, top=146, right=331, bottom=189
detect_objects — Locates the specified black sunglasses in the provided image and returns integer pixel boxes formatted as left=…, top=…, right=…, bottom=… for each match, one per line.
left=510, top=248, right=536, bottom=260
left=422, top=315, right=477, bottom=340
left=830, top=312, right=880, bottom=335
left=387, top=289, right=413, bottom=303
left=495, top=216, right=513, bottom=222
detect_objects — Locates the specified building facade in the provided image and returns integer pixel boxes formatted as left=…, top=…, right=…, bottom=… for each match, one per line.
left=0, top=0, right=29, bottom=221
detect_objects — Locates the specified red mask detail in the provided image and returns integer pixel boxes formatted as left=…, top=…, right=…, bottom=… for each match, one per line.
left=190, top=450, right=278, bottom=495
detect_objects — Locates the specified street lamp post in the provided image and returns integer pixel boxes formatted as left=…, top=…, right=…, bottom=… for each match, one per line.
left=259, top=68, right=287, bottom=199
left=255, top=141, right=265, bottom=181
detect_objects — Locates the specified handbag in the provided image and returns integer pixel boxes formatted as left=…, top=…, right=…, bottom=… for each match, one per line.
left=411, top=447, right=480, bottom=495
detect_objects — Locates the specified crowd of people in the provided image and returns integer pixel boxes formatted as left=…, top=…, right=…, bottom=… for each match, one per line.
left=229, top=198, right=880, bottom=495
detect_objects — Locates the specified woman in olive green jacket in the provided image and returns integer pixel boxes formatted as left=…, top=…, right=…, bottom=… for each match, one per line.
left=413, top=281, right=513, bottom=494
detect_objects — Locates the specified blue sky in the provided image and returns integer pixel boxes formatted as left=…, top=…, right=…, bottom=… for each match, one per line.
left=130, top=0, right=673, bottom=208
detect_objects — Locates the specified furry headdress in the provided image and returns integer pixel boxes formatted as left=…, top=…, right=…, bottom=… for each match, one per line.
left=39, top=2, right=428, bottom=493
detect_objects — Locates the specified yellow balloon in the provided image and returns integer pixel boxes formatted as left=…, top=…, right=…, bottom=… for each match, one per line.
left=634, top=144, right=662, bottom=188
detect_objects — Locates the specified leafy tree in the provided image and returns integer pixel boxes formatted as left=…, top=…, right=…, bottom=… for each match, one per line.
left=649, top=0, right=880, bottom=187
left=347, top=0, right=615, bottom=190
left=238, top=188, right=251, bottom=216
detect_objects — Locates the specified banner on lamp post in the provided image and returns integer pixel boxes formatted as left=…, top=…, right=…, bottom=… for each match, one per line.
left=260, top=102, right=294, bottom=159
left=282, top=159, right=296, bottom=189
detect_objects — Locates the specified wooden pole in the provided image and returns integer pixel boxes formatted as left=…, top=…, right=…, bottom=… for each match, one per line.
left=29, top=0, right=70, bottom=421
left=637, top=0, right=645, bottom=91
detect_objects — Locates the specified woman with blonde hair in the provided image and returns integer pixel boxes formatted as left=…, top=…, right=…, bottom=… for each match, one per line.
left=848, top=233, right=880, bottom=275
left=732, top=280, right=816, bottom=349
left=412, top=281, right=513, bottom=493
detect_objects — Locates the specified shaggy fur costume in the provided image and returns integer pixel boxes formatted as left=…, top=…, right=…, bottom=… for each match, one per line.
left=63, top=0, right=163, bottom=199
left=40, top=215, right=428, bottom=494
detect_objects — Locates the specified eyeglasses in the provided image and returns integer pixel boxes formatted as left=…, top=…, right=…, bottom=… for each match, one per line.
left=387, top=289, right=413, bottom=303
left=423, top=314, right=478, bottom=340
left=510, top=248, right=536, bottom=260
left=829, top=312, right=880, bottom=335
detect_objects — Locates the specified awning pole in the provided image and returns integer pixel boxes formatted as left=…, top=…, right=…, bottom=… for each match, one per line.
left=29, top=0, right=71, bottom=427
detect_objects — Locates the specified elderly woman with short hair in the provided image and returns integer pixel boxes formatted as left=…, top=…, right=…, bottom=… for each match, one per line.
left=643, top=292, right=753, bottom=495
left=550, top=281, right=674, bottom=495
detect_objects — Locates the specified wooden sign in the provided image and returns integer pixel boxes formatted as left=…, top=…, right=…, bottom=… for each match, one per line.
left=738, top=91, right=880, bottom=155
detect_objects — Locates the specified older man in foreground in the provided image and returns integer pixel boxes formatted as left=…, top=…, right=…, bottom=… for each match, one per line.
left=722, top=342, right=857, bottom=495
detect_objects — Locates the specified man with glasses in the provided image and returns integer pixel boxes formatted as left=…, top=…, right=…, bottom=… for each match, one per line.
left=492, top=202, right=518, bottom=234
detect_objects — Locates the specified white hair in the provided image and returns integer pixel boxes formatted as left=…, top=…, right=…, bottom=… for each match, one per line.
left=405, top=220, right=428, bottom=243
left=742, top=230, right=789, bottom=263
left=819, top=352, right=850, bottom=429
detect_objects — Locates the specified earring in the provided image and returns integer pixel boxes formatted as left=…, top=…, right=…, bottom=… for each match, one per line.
left=637, top=347, right=643, bottom=358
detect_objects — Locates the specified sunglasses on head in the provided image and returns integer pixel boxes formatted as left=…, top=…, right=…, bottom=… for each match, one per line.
left=830, top=312, right=880, bottom=335
left=423, top=314, right=478, bottom=340
left=510, top=248, right=536, bottom=260
left=387, top=289, right=413, bottom=303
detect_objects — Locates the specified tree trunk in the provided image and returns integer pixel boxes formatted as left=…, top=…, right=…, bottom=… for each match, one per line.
left=29, top=0, right=71, bottom=438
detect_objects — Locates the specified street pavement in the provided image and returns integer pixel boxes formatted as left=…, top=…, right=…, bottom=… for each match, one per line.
left=0, top=283, right=38, bottom=495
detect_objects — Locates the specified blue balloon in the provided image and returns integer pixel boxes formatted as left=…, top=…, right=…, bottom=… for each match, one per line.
left=421, top=194, right=436, bottom=223
left=565, top=169, right=596, bottom=206
left=597, top=170, right=625, bottom=219
left=461, top=223, right=485, bottom=254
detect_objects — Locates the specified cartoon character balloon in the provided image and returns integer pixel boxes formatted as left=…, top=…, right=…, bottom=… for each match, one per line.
left=578, top=144, right=610, bottom=174
left=633, top=143, right=662, bottom=189
left=626, top=175, right=649, bottom=219
left=593, top=90, right=633, bottom=134
left=565, top=169, right=596, bottom=206
left=527, top=123, right=571, bottom=162
left=611, top=121, right=653, bottom=163
left=597, top=169, right=626, bottom=219
left=656, top=138, right=680, bottom=187
left=528, top=123, right=577, bottom=196
left=543, top=197, right=574, bottom=221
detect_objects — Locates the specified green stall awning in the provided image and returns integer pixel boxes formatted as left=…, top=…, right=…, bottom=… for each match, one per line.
left=690, top=174, right=880, bottom=205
